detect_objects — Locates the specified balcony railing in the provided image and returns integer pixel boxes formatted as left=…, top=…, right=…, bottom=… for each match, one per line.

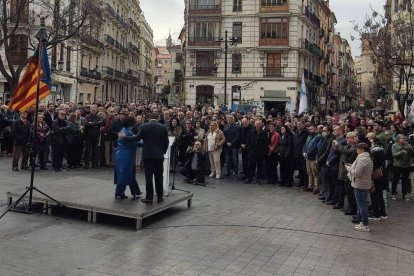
left=188, top=36, right=221, bottom=47
left=80, top=67, right=102, bottom=80
left=303, top=6, right=320, bottom=27
left=260, top=0, right=289, bottom=13
left=310, top=43, right=323, bottom=57
left=103, top=66, right=114, bottom=77
left=114, top=69, right=123, bottom=78
left=79, top=33, right=104, bottom=49
left=105, top=35, right=115, bottom=46
left=264, top=67, right=283, bottom=77
left=128, top=42, right=140, bottom=54
left=193, top=66, right=216, bottom=76
left=105, top=3, right=128, bottom=29
left=301, top=39, right=312, bottom=52
left=188, top=4, right=221, bottom=14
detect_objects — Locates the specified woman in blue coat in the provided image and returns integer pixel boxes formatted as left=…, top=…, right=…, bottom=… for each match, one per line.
left=114, top=116, right=142, bottom=199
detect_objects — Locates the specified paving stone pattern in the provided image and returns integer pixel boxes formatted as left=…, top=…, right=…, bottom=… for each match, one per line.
left=0, top=156, right=413, bottom=276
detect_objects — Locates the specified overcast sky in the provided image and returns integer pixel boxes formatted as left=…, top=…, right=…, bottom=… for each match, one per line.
left=140, top=0, right=385, bottom=57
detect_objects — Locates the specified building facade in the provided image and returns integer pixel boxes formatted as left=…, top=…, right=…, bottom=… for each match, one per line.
left=0, top=0, right=154, bottom=105
left=182, top=0, right=347, bottom=113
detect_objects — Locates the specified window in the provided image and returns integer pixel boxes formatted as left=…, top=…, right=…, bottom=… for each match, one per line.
left=260, top=18, right=288, bottom=39
left=9, top=34, right=28, bottom=65
left=261, top=0, right=287, bottom=6
left=232, top=22, right=242, bottom=43
left=66, top=46, right=71, bottom=71
left=394, top=0, right=399, bottom=12
left=233, top=0, right=242, bottom=12
left=232, top=53, right=242, bottom=73
left=10, top=0, right=29, bottom=23
left=189, top=19, right=220, bottom=41
left=190, top=0, right=217, bottom=9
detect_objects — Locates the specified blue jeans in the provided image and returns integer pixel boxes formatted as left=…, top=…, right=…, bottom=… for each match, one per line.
left=225, top=147, right=239, bottom=175
left=354, top=188, right=369, bottom=226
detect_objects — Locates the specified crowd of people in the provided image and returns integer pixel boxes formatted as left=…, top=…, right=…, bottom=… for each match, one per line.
left=0, top=100, right=413, bottom=231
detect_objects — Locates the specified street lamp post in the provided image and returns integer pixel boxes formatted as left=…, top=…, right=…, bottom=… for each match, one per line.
left=221, top=30, right=238, bottom=108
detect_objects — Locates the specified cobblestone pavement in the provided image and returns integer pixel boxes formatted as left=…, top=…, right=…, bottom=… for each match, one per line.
left=0, top=156, right=413, bottom=276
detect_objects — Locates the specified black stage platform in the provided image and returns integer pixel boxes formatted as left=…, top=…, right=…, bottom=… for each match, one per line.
left=6, top=176, right=193, bottom=229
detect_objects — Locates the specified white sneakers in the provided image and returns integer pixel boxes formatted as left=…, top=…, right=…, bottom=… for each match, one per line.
left=391, top=195, right=397, bottom=200
left=354, top=222, right=370, bottom=232
left=208, top=173, right=221, bottom=179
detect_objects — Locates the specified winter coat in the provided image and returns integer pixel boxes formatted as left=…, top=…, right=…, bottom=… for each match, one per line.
left=338, top=144, right=357, bottom=181
left=293, top=129, right=308, bottom=158
left=52, top=119, right=68, bottom=145
left=223, top=123, right=241, bottom=148
left=349, top=152, right=373, bottom=190
left=12, top=119, right=30, bottom=146
left=278, top=133, right=293, bottom=159
left=303, top=133, right=322, bottom=160
left=392, top=142, right=413, bottom=168
left=246, top=128, right=269, bottom=159
left=316, top=133, right=334, bottom=166
left=204, top=129, right=226, bottom=152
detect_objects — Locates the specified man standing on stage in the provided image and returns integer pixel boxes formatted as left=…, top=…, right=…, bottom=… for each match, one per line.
left=119, top=113, right=169, bottom=203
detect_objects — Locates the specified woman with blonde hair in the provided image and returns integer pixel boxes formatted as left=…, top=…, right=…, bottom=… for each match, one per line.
left=345, top=143, right=373, bottom=232
left=204, top=121, right=225, bottom=179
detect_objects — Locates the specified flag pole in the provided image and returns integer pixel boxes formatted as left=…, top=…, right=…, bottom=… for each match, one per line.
left=27, top=19, right=46, bottom=213
left=0, top=18, right=65, bottom=220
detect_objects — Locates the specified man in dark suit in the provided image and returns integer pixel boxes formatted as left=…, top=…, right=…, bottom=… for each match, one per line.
left=120, top=113, right=169, bottom=203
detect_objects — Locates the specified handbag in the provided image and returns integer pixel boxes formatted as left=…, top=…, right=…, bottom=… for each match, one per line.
left=371, top=167, right=383, bottom=180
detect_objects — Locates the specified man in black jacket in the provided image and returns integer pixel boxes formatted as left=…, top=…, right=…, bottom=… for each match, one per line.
left=120, top=113, right=169, bottom=203
left=246, top=120, right=269, bottom=184
left=293, top=120, right=308, bottom=187
left=223, top=115, right=241, bottom=179
left=316, top=125, right=334, bottom=200
left=11, top=111, right=30, bottom=171
left=240, top=118, right=252, bottom=179
left=84, top=105, right=103, bottom=169
left=52, top=110, right=68, bottom=171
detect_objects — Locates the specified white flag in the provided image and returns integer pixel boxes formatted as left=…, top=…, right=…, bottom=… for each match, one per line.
left=298, top=72, right=308, bottom=114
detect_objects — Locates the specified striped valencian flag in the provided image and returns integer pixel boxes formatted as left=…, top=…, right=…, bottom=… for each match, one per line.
left=8, top=45, right=51, bottom=112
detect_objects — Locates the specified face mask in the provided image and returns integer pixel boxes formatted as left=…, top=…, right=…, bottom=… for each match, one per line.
left=322, top=131, right=328, bottom=137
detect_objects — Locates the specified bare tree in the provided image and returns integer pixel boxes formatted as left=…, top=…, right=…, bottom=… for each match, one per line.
left=353, top=0, right=414, bottom=118
left=0, top=0, right=102, bottom=95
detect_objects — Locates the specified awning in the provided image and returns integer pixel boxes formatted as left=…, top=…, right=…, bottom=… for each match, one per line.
left=260, top=97, right=291, bottom=102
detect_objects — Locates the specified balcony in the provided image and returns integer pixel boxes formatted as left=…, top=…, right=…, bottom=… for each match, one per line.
left=114, top=69, right=123, bottom=79
left=103, top=66, right=114, bottom=78
left=329, top=65, right=337, bottom=75
left=128, top=18, right=140, bottom=34
left=128, top=42, right=140, bottom=54
left=127, top=69, right=140, bottom=82
left=300, top=39, right=312, bottom=52
left=105, top=35, right=115, bottom=47
left=310, top=43, right=323, bottom=57
left=80, top=67, right=89, bottom=78
left=79, top=33, right=104, bottom=50
left=105, top=3, right=128, bottom=29
left=189, top=4, right=221, bottom=15
left=79, top=67, right=102, bottom=80
left=260, top=1, right=289, bottom=13
left=259, top=37, right=289, bottom=46
left=188, top=36, right=221, bottom=47
left=193, top=66, right=216, bottom=77
left=303, top=7, right=320, bottom=27
left=264, top=66, right=283, bottom=77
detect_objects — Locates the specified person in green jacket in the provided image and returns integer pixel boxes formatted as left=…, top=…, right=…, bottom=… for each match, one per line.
left=391, top=134, right=413, bottom=201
